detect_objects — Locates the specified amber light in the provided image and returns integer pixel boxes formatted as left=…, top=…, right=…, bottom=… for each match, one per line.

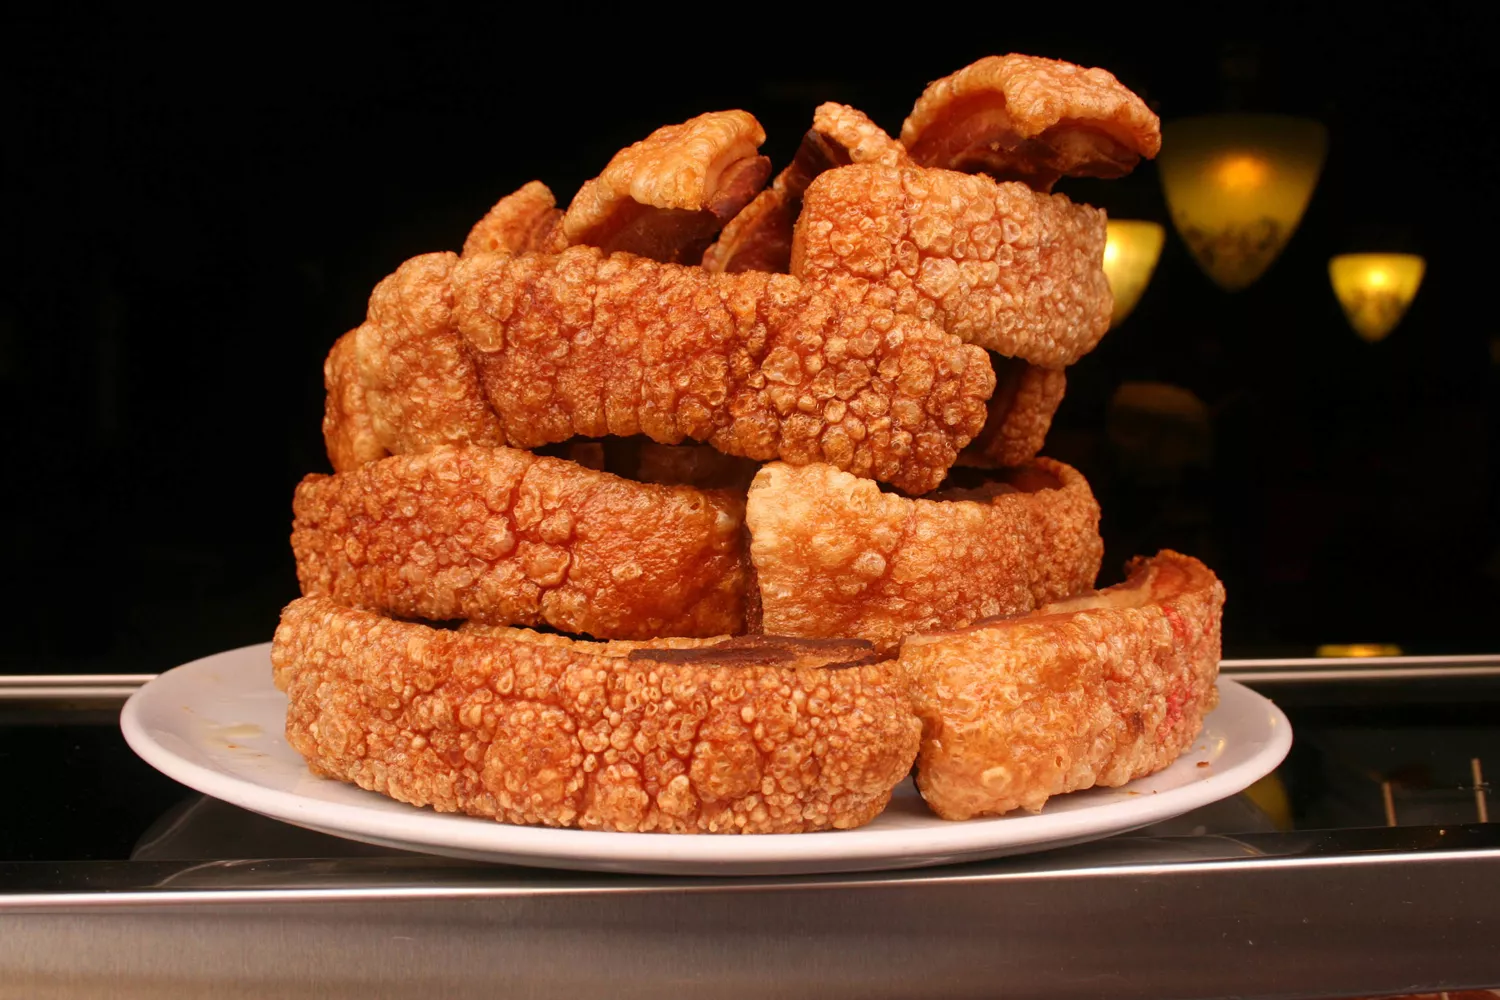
left=1328, top=253, right=1426, bottom=343
left=1102, top=220, right=1165, bottom=327
left=1316, top=643, right=1403, bottom=658
left=1158, top=114, right=1328, bottom=291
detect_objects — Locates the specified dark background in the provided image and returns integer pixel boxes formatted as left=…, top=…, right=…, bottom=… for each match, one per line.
left=3, top=12, right=1496, bottom=673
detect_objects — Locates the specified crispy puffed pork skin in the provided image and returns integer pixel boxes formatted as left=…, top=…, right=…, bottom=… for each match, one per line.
left=703, top=102, right=912, bottom=274
left=551, top=111, right=772, bottom=264
left=451, top=246, right=994, bottom=495
left=901, top=53, right=1161, bottom=191
left=272, top=598, right=921, bottom=833
left=322, top=328, right=386, bottom=471
left=291, top=445, right=749, bottom=640
left=792, top=164, right=1111, bottom=370
left=462, top=181, right=563, bottom=258
left=321, top=252, right=505, bottom=472
left=900, top=550, right=1224, bottom=820
left=746, top=458, right=1101, bottom=653
left=962, top=357, right=1067, bottom=467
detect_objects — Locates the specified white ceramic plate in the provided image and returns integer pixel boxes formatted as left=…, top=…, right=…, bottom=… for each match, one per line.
left=121, top=642, right=1292, bottom=876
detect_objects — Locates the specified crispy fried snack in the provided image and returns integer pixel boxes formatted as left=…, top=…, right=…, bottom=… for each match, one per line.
left=272, top=597, right=921, bottom=833
left=746, top=458, right=1102, bottom=652
left=322, top=328, right=387, bottom=471
left=321, top=252, right=506, bottom=472
left=962, top=357, right=1067, bottom=467
left=703, top=103, right=911, bottom=274
left=901, top=54, right=1162, bottom=190
left=452, top=246, right=994, bottom=495
left=901, top=550, right=1224, bottom=820
left=552, top=111, right=771, bottom=264
left=355, top=252, right=507, bottom=458
left=792, top=164, right=1110, bottom=369
left=291, top=445, right=749, bottom=639
left=462, top=180, right=563, bottom=258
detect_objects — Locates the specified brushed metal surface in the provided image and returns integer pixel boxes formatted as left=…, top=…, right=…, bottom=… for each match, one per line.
left=3, top=828, right=1499, bottom=1000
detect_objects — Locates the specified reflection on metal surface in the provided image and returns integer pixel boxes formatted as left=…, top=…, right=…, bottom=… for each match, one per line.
left=1241, top=774, right=1292, bottom=830
left=1317, top=643, right=1404, bottom=658
left=0, top=674, right=156, bottom=702
left=1220, top=654, right=1500, bottom=684
left=1474, top=759, right=1490, bottom=824
left=3, top=824, right=1498, bottom=901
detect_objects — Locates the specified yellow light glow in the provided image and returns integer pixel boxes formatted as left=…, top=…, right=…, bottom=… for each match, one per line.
left=1316, top=643, right=1404, bottom=658
left=1102, top=220, right=1165, bottom=327
left=1328, top=254, right=1425, bottom=342
left=1158, top=114, right=1328, bottom=291
left=1213, top=154, right=1269, bottom=192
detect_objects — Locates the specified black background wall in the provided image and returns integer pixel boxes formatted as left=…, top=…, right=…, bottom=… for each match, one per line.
left=4, top=11, right=1496, bottom=672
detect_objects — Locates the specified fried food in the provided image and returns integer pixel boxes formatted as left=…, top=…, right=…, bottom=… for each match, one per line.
left=272, top=597, right=921, bottom=833
left=745, top=458, right=1102, bottom=652
left=901, top=54, right=1162, bottom=191
left=322, top=328, right=387, bottom=471
left=792, top=164, right=1110, bottom=369
left=452, top=246, right=995, bottom=495
left=288, top=52, right=1228, bottom=835
left=703, top=103, right=911, bottom=274
left=462, top=181, right=563, bottom=258
left=291, top=445, right=749, bottom=640
left=632, top=441, right=760, bottom=490
left=901, top=550, right=1224, bottom=820
left=552, top=111, right=771, bottom=264
left=340, top=252, right=507, bottom=467
left=962, top=356, right=1067, bottom=467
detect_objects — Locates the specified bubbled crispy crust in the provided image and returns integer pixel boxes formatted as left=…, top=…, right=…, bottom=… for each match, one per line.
left=350, top=252, right=506, bottom=459
left=901, top=550, right=1224, bottom=821
left=703, top=103, right=910, bottom=275
left=272, top=598, right=921, bottom=833
left=462, top=181, right=563, bottom=258
left=963, top=357, right=1067, bottom=467
left=812, top=102, right=913, bottom=169
left=291, top=445, right=748, bottom=639
left=322, top=329, right=387, bottom=472
left=555, top=111, right=771, bottom=264
left=901, top=54, right=1161, bottom=190
left=452, top=247, right=994, bottom=496
left=746, top=458, right=1101, bottom=653
left=792, top=164, right=1111, bottom=370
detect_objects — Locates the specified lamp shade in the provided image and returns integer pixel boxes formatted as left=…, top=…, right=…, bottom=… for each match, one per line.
left=1328, top=253, right=1425, bottom=342
left=1103, top=219, right=1165, bottom=327
left=1158, top=114, right=1328, bottom=291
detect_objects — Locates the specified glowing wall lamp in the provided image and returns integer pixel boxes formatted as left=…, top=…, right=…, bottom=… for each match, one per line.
left=1102, top=220, right=1165, bottom=327
left=1328, top=253, right=1425, bottom=342
left=1157, top=114, right=1328, bottom=291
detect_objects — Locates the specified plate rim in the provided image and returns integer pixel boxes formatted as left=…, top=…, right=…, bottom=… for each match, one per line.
left=121, top=641, right=1292, bottom=868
